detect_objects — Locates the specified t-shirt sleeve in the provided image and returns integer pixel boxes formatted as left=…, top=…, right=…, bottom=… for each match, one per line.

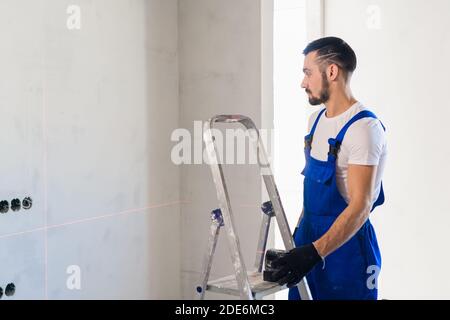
left=346, top=120, right=386, bottom=166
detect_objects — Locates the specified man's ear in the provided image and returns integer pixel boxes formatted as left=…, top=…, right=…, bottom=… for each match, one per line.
left=327, top=64, right=340, bottom=81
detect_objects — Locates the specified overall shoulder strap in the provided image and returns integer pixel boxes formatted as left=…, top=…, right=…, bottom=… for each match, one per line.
left=328, top=110, right=386, bottom=157
left=309, top=108, right=327, bottom=137
left=304, top=108, right=326, bottom=149
left=335, top=110, right=385, bottom=143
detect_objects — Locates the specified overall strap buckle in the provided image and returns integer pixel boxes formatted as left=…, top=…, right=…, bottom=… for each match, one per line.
left=304, top=135, right=313, bottom=149
left=328, top=138, right=341, bottom=157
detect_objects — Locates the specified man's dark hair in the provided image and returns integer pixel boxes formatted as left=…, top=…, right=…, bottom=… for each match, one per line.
left=303, top=37, right=357, bottom=80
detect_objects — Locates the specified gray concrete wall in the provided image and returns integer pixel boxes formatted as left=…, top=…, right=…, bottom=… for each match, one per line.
left=178, top=0, right=268, bottom=299
left=0, top=0, right=180, bottom=299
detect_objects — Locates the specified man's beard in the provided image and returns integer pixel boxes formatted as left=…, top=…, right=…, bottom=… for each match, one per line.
left=307, top=72, right=330, bottom=106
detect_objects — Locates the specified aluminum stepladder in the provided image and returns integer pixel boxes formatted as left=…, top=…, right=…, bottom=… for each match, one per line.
left=196, top=115, right=312, bottom=300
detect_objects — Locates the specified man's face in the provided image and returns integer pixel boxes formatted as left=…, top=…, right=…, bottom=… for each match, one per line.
left=301, top=51, right=330, bottom=106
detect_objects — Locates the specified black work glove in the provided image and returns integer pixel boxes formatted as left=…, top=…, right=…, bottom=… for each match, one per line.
left=271, top=243, right=322, bottom=288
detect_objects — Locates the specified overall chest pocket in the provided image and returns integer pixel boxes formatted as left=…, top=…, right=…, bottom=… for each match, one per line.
left=301, top=160, right=334, bottom=185
left=301, top=160, right=335, bottom=215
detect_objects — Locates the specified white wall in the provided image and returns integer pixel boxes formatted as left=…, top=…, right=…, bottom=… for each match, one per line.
left=324, top=0, right=450, bottom=299
left=273, top=0, right=309, bottom=300
left=0, top=0, right=180, bottom=299
left=178, top=0, right=269, bottom=299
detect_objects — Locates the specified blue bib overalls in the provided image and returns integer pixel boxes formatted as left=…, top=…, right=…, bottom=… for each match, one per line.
left=288, top=109, right=386, bottom=300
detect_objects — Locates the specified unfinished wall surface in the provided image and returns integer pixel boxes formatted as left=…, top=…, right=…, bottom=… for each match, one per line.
left=178, top=0, right=269, bottom=299
left=0, top=0, right=180, bottom=299
left=324, top=0, right=450, bottom=299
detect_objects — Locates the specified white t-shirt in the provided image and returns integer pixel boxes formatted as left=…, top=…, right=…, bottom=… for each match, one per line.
left=307, top=101, right=387, bottom=206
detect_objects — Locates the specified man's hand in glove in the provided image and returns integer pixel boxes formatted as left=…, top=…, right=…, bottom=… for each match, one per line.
left=271, top=243, right=322, bottom=288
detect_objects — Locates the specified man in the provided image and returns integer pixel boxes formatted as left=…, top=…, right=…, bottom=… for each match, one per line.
left=270, top=37, right=387, bottom=300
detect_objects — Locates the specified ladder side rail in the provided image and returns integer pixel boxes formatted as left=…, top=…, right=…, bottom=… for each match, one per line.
left=198, top=213, right=223, bottom=299
left=203, top=120, right=253, bottom=300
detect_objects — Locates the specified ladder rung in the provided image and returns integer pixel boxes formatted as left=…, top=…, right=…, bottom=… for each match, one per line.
left=206, top=271, right=286, bottom=299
